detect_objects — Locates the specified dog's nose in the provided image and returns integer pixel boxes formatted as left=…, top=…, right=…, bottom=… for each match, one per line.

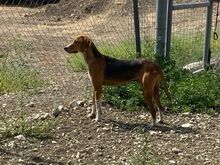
left=64, top=47, right=68, bottom=51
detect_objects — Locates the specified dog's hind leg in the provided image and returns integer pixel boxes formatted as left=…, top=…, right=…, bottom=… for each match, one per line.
left=142, top=72, right=158, bottom=127
left=154, top=82, right=165, bottom=124
left=144, top=93, right=156, bottom=127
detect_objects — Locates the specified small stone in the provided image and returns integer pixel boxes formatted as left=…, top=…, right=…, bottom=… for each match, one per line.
left=86, top=106, right=92, bottom=111
left=8, top=141, right=16, bottom=149
left=181, top=123, right=193, bottom=128
left=182, top=112, right=192, bottom=117
left=67, top=160, right=72, bottom=165
left=26, top=102, right=35, bottom=108
left=102, top=127, right=110, bottom=131
left=38, top=89, right=46, bottom=94
left=2, top=103, right=7, bottom=108
left=58, top=105, right=64, bottom=111
left=52, top=141, right=57, bottom=144
left=53, top=87, right=59, bottom=91
left=169, top=160, right=176, bottom=164
left=14, top=134, right=26, bottom=141
left=149, top=131, right=159, bottom=135
left=77, top=100, right=85, bottom=107
left=73, top=107, right=78, bottom=111
left=40, top=113, right=50, bottom=120
left=33, top=114, right=41, bottom=120
left=172, top=147, right=182, bottom=154
left=76, top=152, right=80, bottom=158
left=69, top=100, right=77, bottom=108
left=139, top=114, right=146, bottom=119
left=52, top=105, right=64, bottom=117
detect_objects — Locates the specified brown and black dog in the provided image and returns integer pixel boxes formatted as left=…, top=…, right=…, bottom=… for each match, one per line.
left=64, top=35, right=171, bottom=126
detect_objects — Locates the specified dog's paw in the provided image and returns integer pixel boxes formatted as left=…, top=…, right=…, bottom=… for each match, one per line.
left=93, top=117, right=100, bottom=123
left=148, top=121, right=156, bottom=128
left=158, top=119, right=164, bottom=124
left=87, top=113, right=96, bottom=119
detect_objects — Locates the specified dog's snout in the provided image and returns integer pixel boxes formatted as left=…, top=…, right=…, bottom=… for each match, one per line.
left=64, top=47, right=68, bottom=51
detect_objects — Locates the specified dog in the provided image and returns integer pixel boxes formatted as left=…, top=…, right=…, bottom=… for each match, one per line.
left=64, top=35, right=171, bottom=126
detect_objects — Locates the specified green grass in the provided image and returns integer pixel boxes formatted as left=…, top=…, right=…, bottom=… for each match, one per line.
left=0, top=115, right=56, bottom=139
left=0, top=95, right=56, bottom=139
left=0, top=59, right=42, bottom=93
left=68, top=33, right=220, bottom=114
left=0, top=94, right=56, bottom=139
left=129, top=137, right=157, bottom=165
left=1, top=37, right=42, bottom=93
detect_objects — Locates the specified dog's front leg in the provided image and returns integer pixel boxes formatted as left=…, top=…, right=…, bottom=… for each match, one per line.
left=87, top=90, right=96, bottom=119
left=94, top=87, right=102, bottom=122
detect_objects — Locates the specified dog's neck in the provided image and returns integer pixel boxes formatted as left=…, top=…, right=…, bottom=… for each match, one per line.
left=82, top=42, right=102, bottom=65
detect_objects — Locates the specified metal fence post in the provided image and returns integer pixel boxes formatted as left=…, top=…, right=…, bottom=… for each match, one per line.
left=203, top=0, right=213, bottom=67
left=155, top=0, right=168, bottom=58
left=165, top=0, right=173, bottom=58
left=132, top=0, right=141, bottom=58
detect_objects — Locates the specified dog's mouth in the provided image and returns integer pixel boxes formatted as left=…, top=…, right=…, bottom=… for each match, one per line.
left=73, top=51, right=78, bottom=53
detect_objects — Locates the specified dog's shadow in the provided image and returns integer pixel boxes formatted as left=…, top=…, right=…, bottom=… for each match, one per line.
left=106, top=119, right=198, bottom=134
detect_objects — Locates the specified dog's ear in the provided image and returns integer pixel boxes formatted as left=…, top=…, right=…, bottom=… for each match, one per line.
left=83, top=36, right=92, bottom=46
left=82, top=36, right=92, bottom=52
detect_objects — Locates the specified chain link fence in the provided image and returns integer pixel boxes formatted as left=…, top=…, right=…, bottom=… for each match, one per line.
left=170, top=0, right=220, bottom=68
left=0, top=0, right=219, bottom=94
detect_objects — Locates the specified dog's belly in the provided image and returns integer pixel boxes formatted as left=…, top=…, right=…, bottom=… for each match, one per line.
left=103, top=79, right=134, bottom=86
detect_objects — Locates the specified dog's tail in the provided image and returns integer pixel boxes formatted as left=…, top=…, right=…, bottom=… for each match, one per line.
left=155, top=64, right=172, bottom=103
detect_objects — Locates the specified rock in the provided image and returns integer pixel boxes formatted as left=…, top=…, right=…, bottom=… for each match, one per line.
left=139, top=114, right=146, bottom=120
left=52, top=141, right=57, bottom=144
left=33, top=114, right=41, bottom=120
left=39, top=113, right=50, bottom=120
left=38, top=89, right=46, bottom=94
left=69, top=100, right=77, bottom=108
left=8, top=141, right=16, bottom=149
left=14, top=134, right=26, bottom=141
left=53, top=87, right=59, bottom=91
left=2, top=103, right=7, bottom=108
left=172, top=147, right=182, bottom=154
left=169, top=160, right=176, bottom=164
left=26, top=102, right=35, bottom=108
left=183, top=61, right=203, bottom=72
left=182, top=112, right=192, bottom=117
left=52, top=105, right=64, bottom=117
left=76, top=100, right=85, bottom=107
left=102, top=127, right=110, bottom=131
left=76, top=152, right=80, bottom=159
left=181, top=123, right=193, bottom=128
left=149, top=131, right=160, bottom=135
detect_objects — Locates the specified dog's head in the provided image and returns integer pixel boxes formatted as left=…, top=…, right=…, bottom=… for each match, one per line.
left=64, top=35, right=92, bottom=54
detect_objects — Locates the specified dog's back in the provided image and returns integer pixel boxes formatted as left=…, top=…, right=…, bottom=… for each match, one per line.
left=104, top=56, right=143, bottom=82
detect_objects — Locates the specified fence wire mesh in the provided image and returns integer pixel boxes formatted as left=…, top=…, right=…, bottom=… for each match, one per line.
left=0, top=0, right=219, bottom=106
left=0, top=0, right=219, bottom=94
left=0, top=1, right=220, bottom=164
left=171, top=0, right=220, bottom=67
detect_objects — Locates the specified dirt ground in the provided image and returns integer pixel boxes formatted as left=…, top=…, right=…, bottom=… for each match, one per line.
left=0, top=1, right=220, bottom=164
